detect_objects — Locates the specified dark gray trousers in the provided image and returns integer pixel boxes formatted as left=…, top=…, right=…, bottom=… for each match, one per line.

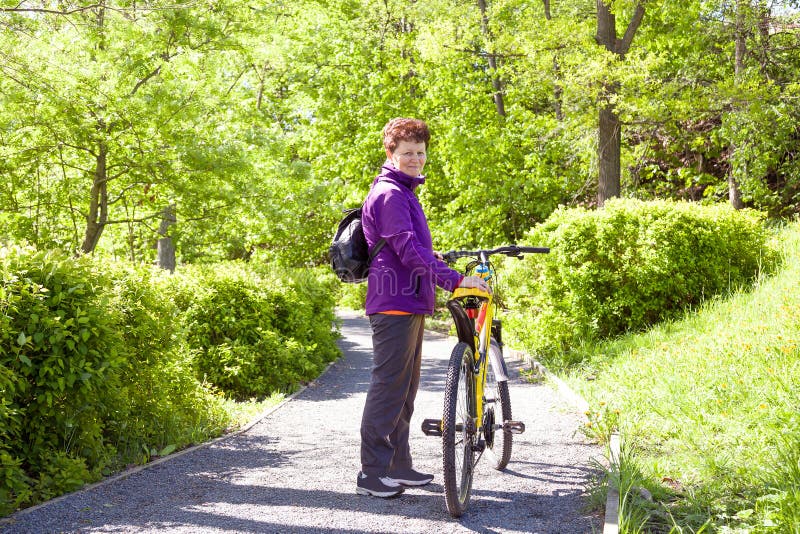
left=360, top=313, right=425, bottom=476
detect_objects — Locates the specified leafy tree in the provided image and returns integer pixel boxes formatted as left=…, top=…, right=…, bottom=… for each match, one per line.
left=621, top=0, right=800, bottom=217
left=0, top=1, right=275, bottom=260
left=3, top=0, right=800, bottom=266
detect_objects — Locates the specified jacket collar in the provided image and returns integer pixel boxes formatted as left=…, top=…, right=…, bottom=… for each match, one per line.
left=375, top=162, right=426, bottom=191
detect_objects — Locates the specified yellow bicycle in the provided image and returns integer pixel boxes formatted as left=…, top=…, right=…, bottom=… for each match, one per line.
left=422, top=245, right=549, bottom=517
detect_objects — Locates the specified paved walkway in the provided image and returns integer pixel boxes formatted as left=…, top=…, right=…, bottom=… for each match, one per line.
left=2, top=311, right=602, bottom=533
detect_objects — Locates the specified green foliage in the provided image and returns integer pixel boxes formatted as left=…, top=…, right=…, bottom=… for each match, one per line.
left=0, top=245, right=231, bottom=514
left=102, top=263, right=231, bottom=464
left=1, top=245, right=126, bottom=488
left=337, top=282, right=368, bottom=310
left=502, top=199, right=779, bottom=367
left=176, top=263, right=339, bottom=399
left=760, top=422, right=800, bottom=531
left=0, top=449, right=31, bottom=517
left=0, top=247, right=339, bottom=514
left=565, top=221, right=800, bottom=532
left=3, top=1, right=800, bottom=265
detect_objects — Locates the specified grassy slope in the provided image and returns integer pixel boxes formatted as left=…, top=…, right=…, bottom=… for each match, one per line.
left=564, top=222, right=800, bottom=532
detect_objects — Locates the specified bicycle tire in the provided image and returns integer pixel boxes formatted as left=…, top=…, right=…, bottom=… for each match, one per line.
left=485, top=339, right=513, bottom=469
left=488, top=380, right=513, bottom=470
left=442, top=342, right=476, bottom=518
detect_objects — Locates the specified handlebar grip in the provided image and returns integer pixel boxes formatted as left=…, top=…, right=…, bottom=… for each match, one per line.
left=516, top=246, right=550, bottom=254
left=441, top=250, right=475, bottom=263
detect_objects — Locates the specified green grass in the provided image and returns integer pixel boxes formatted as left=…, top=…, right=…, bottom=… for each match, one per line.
left=221, top=392, right=286, bottom=430
left=563, top=221, right=800, bottom=533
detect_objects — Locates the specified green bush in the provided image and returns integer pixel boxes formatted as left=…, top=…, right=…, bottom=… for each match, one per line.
left=102, top=263, right=230, bottom=464
left=0, top=247, right=339, bottom=514
left=502, top=199, right=780, bottom=368
left=0, top=246, right=231, bottom=515
left=336, top=281, right=368, bottom=310
left=0, top=246, right=125, bottom=513
left=176, top=263, right=339, bottom=399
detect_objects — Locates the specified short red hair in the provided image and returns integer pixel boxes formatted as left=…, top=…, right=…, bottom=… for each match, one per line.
left=382, top=118, right=430, bottom=153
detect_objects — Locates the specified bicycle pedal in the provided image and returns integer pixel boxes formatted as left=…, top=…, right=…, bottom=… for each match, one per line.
left=421, top=418, right=443, bottom=437
left=472, top=439, right=486, bottom=452
left=503, top=420, right=526, bottom=434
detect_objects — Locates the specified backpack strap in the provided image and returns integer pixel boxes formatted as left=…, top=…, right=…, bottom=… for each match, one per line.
left=362, top=199, right=385, bottom=263
left=368, top=238, right=386, bottom=262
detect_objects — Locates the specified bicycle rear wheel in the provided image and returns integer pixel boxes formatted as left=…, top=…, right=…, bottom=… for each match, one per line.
left=484, top=360, right=513, bottom=470
left=442, top=342, right=476, bottom=518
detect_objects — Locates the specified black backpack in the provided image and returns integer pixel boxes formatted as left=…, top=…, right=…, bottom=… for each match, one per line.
left=329, top=207, right=386, bottom=283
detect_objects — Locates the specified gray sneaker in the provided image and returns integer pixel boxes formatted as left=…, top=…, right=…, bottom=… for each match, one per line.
left=356, top=471, right=405, bottom=498
left=386, top=467, right=434, bottom=486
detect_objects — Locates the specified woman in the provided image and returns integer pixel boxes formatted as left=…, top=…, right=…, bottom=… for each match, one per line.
left=357, top=118, right=490, bottom=498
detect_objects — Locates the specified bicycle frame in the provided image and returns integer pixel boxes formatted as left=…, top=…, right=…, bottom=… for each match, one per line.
left=447, top=284, right=495, bottom=431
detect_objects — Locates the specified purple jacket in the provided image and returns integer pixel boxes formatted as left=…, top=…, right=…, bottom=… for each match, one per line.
left=362, top=163, right=463, bottom=315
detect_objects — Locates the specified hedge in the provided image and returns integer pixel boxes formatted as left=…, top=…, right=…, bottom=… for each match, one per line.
left=172, top=263, right=340, bottom=399
left=501, top=199, right=780, bottom=368
left=0, top=246, right=339, bottom=515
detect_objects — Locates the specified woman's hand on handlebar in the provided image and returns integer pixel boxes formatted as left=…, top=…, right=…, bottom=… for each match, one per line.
left=458, top=275, right=492, bottom=294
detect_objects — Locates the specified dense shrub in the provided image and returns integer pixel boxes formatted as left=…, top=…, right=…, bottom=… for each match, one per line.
left=174, top=263, right=339, bottom=399
left=0, top=247, right=339, bottom=515
left=103, top=264, right=230, bottom=463
left=0, top=246, right=126, bottom=514
left=502, top=199, right=780, bottom=368
left=0, top=246, right=230, bottom=515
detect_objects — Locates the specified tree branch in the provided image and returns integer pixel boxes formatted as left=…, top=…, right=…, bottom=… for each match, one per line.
left=130, top=65, right=162, bottom=96
left=104, top=212, right=166, bottom=225
left=0, top=4, right=124, bottom=16
left=107, top=182, right=144, bottom=206
left=225, top=67, right=248, bottom=97
left=617, top=3, right=645, bottom=56
left=130, top=33, right=178, bottom=96
left=59, top=141, right=98, bottom=158
left=444, top=45, right=527, bottom=59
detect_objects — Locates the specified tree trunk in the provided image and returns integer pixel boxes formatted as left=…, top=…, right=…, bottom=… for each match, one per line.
left=543, top=1, right=564, bottom=120
left=478, top=0, right=506, bottom=117
left=598, top=101, right=621, bottom=205
left=596, top=0, right=620, bottom=207
left=157, top=204, right=177, bottom=272
left=728, top=172, right=744, bottom=209
left=80, top=143, right=108, bottom=254
left=596, top=0, right=616, bottom=51
left=735, top=0, right=747, bottom=75
left=728, top=0, right=747, bottom=210
left=80, top=6, right=109, bottom=255
left=594, top=1, right=645, bottom=207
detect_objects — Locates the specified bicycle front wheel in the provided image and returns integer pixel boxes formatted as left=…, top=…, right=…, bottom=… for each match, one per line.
left=442, top=342, right=476, bottom=518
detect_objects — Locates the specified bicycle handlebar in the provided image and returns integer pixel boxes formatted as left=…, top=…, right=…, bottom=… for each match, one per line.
left=441, top=245, right=549, bottom=264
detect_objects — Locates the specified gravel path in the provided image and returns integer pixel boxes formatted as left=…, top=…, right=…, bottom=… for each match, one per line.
left=3, top=310, right=602, bottom=533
